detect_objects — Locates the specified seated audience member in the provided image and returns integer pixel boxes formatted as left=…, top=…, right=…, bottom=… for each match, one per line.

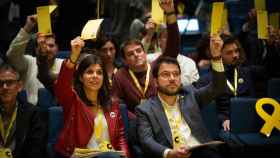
left=144, top=23, right=199, bottom=86
left=136, top=34, right=226, bottom=158
left=0, top=63, right=47, bottom=158
left=6, top=14, right=63, bottom=105
left=95, top=36, right=122, bottom=87
left=54, top=37, right=130, bottom=158
left=195, top=34, right=256, bottom=132
left=112, top=0, right=180, bottom=114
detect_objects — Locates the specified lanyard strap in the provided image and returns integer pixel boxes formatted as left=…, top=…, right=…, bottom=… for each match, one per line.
left=162, top=101, right=183, bottom=147
left=226, top=68, right=238, bottom=96
left=0, top=107, right=17, bottom=145
left=129, top=64, right=151, bottom=98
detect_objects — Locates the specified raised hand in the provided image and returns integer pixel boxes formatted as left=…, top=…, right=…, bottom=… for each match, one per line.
left=23, top=14, right=37, bottom=33
left=210, top=34, right=223, bottom=59
left=70, top=36, right=85, bottom=63
left=158, top=0, right=175, bottom=13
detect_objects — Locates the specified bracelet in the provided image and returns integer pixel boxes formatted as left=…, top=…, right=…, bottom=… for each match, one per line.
left=211, top=56, right=222, bottom=61
left=165, top=11, right=176, bottom=16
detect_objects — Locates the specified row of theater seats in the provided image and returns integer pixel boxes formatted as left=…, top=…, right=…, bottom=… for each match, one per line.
left=47, top=97, right=280, bottom=158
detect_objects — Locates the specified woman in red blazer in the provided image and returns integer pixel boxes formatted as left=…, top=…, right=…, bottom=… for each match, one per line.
left=54, top=36, right=130, bottom=158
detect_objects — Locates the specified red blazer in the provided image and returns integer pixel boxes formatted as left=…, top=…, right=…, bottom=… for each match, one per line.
left=54, top=62, right=131, bottom=158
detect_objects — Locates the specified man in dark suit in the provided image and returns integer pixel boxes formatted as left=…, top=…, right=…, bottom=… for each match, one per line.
left=0, top=63, right=47, bottom=158
left=136, top=34, right=226, bottom=158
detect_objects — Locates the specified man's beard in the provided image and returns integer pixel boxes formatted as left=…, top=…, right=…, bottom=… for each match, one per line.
left=157, top=84, right=182, bottom=96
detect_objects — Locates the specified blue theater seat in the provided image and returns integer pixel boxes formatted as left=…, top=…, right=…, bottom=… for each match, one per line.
left=228, top=97, right=280, bottom=146
left=48, top=106, right=64, bottom=158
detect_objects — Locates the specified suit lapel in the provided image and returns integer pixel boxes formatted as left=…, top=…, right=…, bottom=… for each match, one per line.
left=178, top=95, right=193, bottom=130
left=151, top=97, right=172, bottom=145
left=15, top=104, right=29, bottom=157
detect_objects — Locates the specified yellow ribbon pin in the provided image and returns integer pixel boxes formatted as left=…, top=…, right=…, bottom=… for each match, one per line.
left=255, top=98, right=280, bottom=137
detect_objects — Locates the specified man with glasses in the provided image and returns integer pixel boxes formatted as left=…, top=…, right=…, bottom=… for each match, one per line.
left=0, top=63, right=47, bottom=158
left=136, top=34, right=226, bottom=158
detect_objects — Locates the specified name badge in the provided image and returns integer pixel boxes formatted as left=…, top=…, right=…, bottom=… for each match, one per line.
left=0, top=148, right=13, bottom=158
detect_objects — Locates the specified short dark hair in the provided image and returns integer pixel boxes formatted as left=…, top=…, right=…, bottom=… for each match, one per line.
left=153, top=56, right=181, bottom=78
left=120, top=39, right=145, bottom=59
left=74, top=54, right=111, bottom=107
left=221, top=34, right=246, bottom=65
left=0, top=62, right=21, bottom=80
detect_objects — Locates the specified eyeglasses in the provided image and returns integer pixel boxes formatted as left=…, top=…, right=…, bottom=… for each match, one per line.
left=158, top=71, right=180, bottom=79
left=0, top=80, right=18, bottom=88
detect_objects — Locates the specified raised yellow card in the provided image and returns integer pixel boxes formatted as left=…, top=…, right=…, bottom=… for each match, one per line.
left=49, top=5, right=57, bottom=14
left=221, top=8, right=228, bottom=30
left=36, top=5, right=57, bottom=35
left=177, top=2, right=185, bottom=16
left=210, top=2, right=224, bottom=35
left=255, top=0, right=266, bottom=10
left=257, top=10, right=268, bottom=39
left=152, top=0, right=165, bottom=24
left=81, top=19, right=104, bottom=40
left=269, top=13, right=279, bottom=29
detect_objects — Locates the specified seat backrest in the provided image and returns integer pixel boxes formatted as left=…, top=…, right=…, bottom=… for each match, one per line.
left=48, top=106, right=64, bottom=144
left=230, top=97, right=263, bottom=134
left=201, top=101, right=220, bottom=139
left=38, top=88, right=57, bottom=110
left=267, top=78, right=280, bottom=98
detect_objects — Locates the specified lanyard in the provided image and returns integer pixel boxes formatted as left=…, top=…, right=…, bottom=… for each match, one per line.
left=226, top=68, right=238, bottom=96
left=0, top=107, right=17, bottom=145
left=129, top=64, right=151, bottom=98
left=161, top=98, right=183, bottom=148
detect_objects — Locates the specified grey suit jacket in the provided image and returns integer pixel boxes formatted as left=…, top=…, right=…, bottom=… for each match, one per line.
left=136, top=70, right=226, bottom=158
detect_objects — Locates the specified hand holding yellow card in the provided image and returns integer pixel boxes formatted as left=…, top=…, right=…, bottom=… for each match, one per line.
left=152, top=0, right=165, bottom=24
left=210, top=2, right=224, bottom=36
left=36, top=5, right=57, bottom=35
left=81, top=19, right=104, bottom=40
left=257, top=10, right=269, bottom=39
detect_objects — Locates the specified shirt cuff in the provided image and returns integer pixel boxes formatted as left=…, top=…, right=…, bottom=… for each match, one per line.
left=211, top=59, right=224, bottom=72
left=163, top=148, right=171, bottom=158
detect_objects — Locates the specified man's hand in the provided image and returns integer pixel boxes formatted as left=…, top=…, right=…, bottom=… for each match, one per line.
left=223, top=119, right=230, bottom=131
left=210, top=34, right=223, bottom=59
left=23, top=14, right=37, bottom=33
left=167, top=146, right=191, bottom=158
left=159, top=0, right=175, bottom=14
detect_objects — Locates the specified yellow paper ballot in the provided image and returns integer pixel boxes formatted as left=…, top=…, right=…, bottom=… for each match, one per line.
left=257, top=10, right=268, bottom=39
left=221, top=8, right=228, bottom=30
left=49, top=5, right=57, bottom=14
left=81, top=19, right=104, bottom=40
left=269, top=13, right=279, bottom=29
left=210, top=2, right=224, bottom=35
left=152, top=0, right=165, bottom=24
left=255, top=0, right=266, bottom=10
left=36, top=5, right=57, bottom=35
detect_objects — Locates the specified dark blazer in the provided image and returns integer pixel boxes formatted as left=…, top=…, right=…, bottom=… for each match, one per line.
left=136, top=70, right=226, bottom=158
left=13, top=96, right=48, bottom=158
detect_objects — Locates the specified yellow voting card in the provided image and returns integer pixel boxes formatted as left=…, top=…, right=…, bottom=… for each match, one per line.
left=257, top=10, right=268, bottom=39
left=222, top=8, right=228, bottom=30
left=255, top=0, right=266, bottom=10
left=81, top=19, right=104, bottom=40
left=152, top=0, right=165, bottom=24
left=210, top=2, right=224, bottom=35
left=269, top=13, right=279, bottom=29
left=36, top=5, right=57, bottom=35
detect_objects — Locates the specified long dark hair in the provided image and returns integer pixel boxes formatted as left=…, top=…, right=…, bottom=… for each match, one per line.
left=73, top=54, right=111, bottom=107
